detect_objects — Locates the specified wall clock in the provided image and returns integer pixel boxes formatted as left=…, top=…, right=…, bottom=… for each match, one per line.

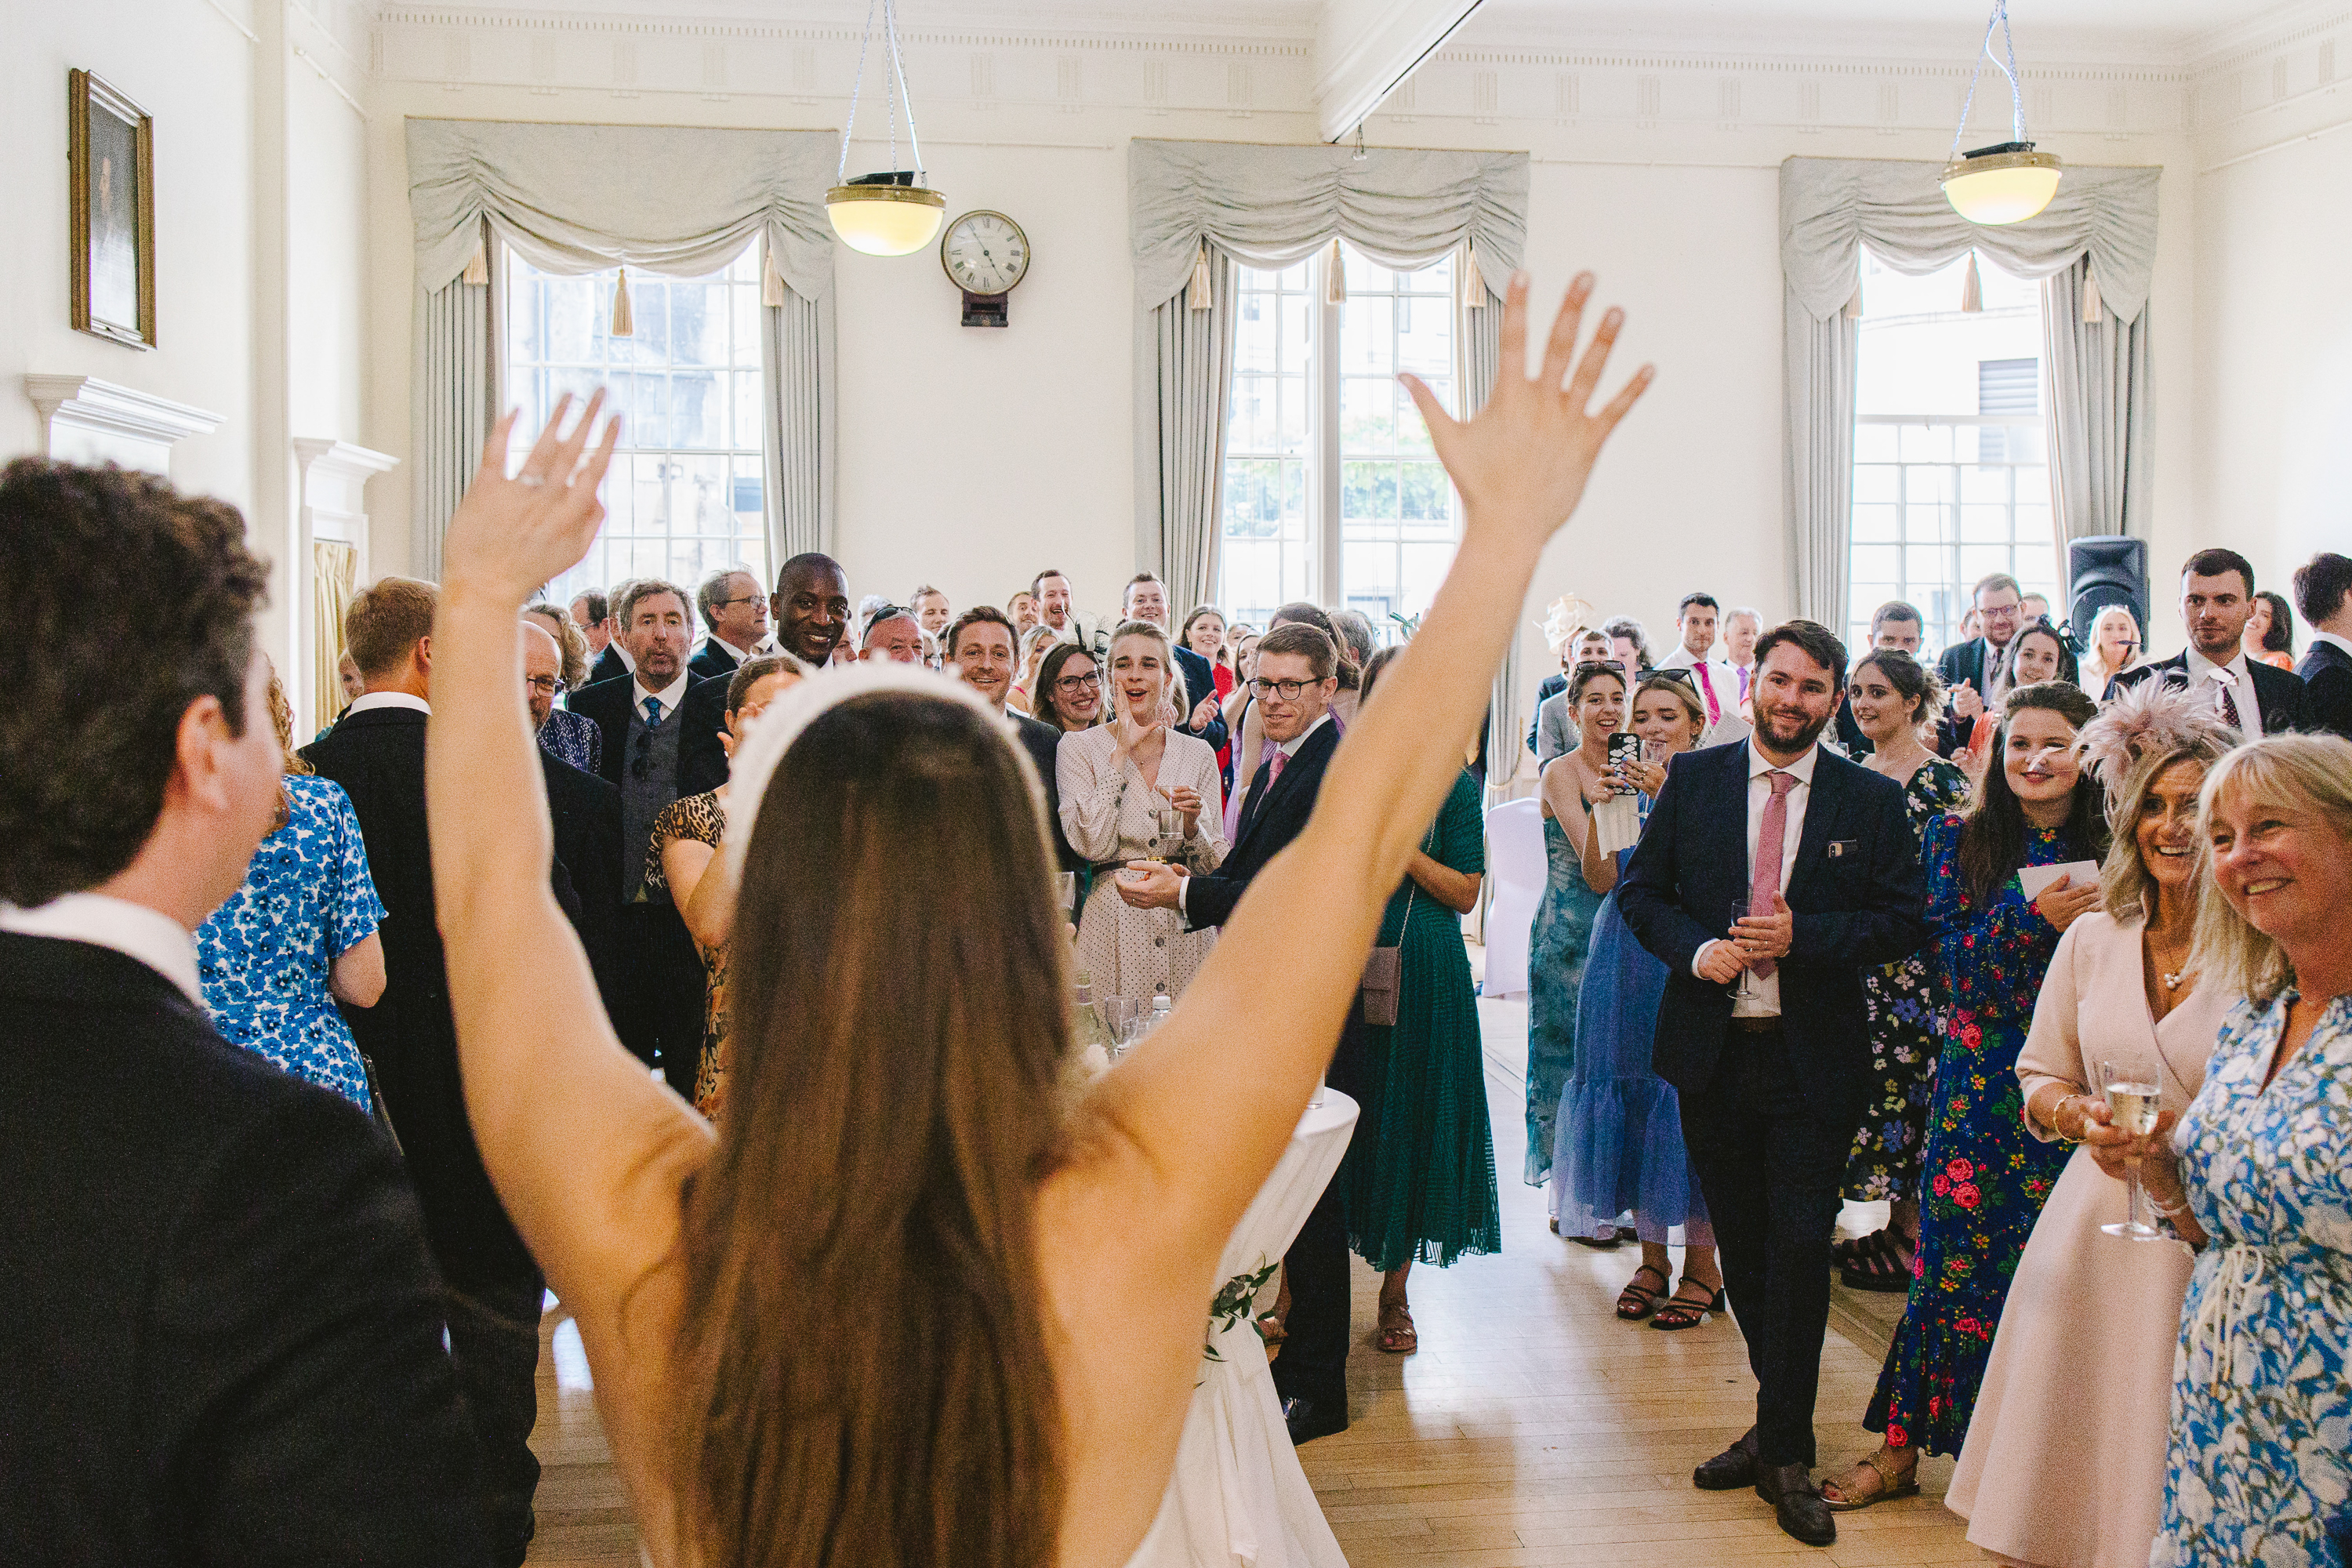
left=940, top=209, right=1029, bottom=328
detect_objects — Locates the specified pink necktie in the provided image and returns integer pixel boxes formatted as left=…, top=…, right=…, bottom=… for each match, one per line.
left=1748, top=771, right=1797, bottom=978
left=1267, top=750, right=1289, bottom=785
left=1698, top=664, right=1721, bottom=728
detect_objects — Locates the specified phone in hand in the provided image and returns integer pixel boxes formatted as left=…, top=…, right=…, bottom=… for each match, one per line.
left=1605, top=731, right=1640, bottom=792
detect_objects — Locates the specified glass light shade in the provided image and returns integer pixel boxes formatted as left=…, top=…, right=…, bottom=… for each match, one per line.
left=1940, top=147, right=2063, bottom=226
left=826, top=184, right=947, bottom=256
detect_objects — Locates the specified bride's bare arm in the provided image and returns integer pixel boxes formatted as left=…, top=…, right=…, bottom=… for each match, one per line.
left=424, top=396, right=712, bottom=1345
left=1084, top=273, right=1650, bottom=1258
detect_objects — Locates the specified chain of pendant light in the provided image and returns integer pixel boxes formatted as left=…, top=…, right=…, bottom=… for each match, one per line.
left=1951, top=0, right=2033, bottom=159
left=836, top=0, right=928, bottom=187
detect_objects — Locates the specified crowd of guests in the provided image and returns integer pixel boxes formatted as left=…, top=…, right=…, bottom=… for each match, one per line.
left=5, top=268, right=2350, bottom=1568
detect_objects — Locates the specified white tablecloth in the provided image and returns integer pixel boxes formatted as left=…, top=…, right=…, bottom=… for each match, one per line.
left=1127, top=1092, right=1359, bottom=1568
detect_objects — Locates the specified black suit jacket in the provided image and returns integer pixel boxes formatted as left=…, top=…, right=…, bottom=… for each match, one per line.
left=2111, top=652, right=2311, bottom=735
left=1935, top=637, right=1998, bottom=754
left=1181, top=716, right=1341, bottom=931
left=1010, top=710, right=1083, bottom=873
left=0, top=933, right=488, bottom=1566
left=589, top=643, right=628, bottom=687
left=2296, top=639, right=2352, bottom=740
left=542, top=750, right=627, bottom=1024
left=688, top=638, right=743, bottom=684
left=1618, top=741, right=1928, bottom=1127
left=1171, top=643, right=1230, bottom=753
left=301, top=708, right=537, bottom=1290
left=570, top=671, right=724, bottom=797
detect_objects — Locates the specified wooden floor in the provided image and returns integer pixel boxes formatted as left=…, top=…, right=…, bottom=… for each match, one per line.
left=522, top=995, right=1984, bottom=1566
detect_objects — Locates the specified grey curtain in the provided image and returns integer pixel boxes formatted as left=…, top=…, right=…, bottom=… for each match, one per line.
left=1778, top=156, right=2161, bottom=628
left=1457, top=280, right=1521, bottom=793
left=412, top=269, right=492, bottom=584
left=2041, top=255, right=2151, bottom=547
left=1127, top=139, right=1530, bottom=586
left=405, top=119, right=838, bottom=573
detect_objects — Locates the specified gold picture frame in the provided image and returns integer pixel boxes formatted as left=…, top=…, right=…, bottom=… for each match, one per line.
left=69, top=69, right=156, bottom=350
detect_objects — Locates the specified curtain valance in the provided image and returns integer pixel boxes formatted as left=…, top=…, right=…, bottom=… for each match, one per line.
left=1780, top=156, right=2160, bottom=325
left=1128, top=140, right=1529, bottom=310
left=405, top=119, right=838, bottom=299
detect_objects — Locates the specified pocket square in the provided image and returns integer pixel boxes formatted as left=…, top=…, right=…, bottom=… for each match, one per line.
left=1827, top=839, right=1859, bottom=859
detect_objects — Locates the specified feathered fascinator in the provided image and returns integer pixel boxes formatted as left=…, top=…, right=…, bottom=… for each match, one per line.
left=1538, top=593, right=1599, bottom=654
left=2073, top=679, right=2235, bottom=818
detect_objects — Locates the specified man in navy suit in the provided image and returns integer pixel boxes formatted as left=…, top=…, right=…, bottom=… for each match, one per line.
left=1936, top=572, right=2024, bottom=753
left=2293, top=551, right=2352, bottom=740
left=1120, top=572, right=1229, bottom=756
left=1115, top=621, right=1351, bottom=1443
left=2112, top=547, right=2311, bottom=738
left=1620, top=619, right=1927, bottom=1548
left=687, top=567, right=767, bottom=683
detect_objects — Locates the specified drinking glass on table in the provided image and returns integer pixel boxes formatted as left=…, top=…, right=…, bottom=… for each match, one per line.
left=2098, top=1058, right=2165, bottom=1240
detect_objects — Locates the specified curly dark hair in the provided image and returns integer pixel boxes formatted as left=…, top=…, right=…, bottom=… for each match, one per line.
left=0, top=459, right=268, bottom=905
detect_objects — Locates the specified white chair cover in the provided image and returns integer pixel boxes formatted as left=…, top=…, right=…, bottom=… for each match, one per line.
left=1479, top=798, right=1545, bottom=1000
left=1126, top=1094, right=1359, bottom=1568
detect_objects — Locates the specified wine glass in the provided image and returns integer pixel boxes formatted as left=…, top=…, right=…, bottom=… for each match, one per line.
left=1056, top=872, right=1077, bottom=920
left=1103, top=996, right=1137, bottom=1058
left=2098, top=1058, right=2165, bottom=1240
left=1726, top=894, right=1759, bottom=1003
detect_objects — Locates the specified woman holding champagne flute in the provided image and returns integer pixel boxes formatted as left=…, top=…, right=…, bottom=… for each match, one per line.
left=1944, top=684, right=2234, bottom=1568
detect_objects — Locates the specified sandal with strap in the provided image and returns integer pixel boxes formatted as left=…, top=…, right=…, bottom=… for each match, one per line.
left=1375, top=1300, right=1417, bottom=1354
left=1615, top=1262, right=1671, bottom=1321
left=1839, top=1229, right=1915, bottom=1294
left=1650, top=1279, right=1725, bottom=1331
left=1822, top=1449, right=1920, bottom=1512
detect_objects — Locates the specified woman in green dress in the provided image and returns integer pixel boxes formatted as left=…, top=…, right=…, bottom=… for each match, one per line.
left=1343, top=647, right=1499, bottom=1355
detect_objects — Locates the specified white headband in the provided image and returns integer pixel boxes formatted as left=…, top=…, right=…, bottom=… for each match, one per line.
left=721, top=659, right=999, bottom=889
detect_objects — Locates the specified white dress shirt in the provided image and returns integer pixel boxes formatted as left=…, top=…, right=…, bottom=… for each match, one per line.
left=632, top=670, right=693, bottom=725
left=0, top=891, right=203, bottom=1005
left=2183, top=645, right=2263, bottom=737
left=1692, top=739, right=1820, bottom=1018
left=1660, top=648, right=1752, bottom=747
left=1177, top=712, right=1330, bottom=920
left=344, top=691, right=430, bottom=717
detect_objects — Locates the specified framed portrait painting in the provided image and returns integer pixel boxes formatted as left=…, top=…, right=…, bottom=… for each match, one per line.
left=70, top=69, right=156, bottom=350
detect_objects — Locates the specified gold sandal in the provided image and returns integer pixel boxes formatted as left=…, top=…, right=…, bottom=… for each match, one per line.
left=1823, top=1449, right=1919, bottom=1512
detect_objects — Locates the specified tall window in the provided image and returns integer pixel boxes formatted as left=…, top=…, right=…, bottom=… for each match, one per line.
left=1848, top=249, right=2060, bottom=658
left=503, top=244, right=768, bottom=609
left=1218, top=244, right=1460, bottom=633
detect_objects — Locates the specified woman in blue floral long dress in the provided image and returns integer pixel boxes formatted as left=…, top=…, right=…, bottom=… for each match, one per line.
left=1525, top=662, right=1621, bottom=1200
left=196, top=670, right=387, bottom=1109
left=1824, top=683, right=2108, bottom=1510
left=2118, top=735, right=2352, bottom=1566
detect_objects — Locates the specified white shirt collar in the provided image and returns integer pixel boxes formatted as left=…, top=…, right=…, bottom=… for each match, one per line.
left=1276, top=711, right=1333, bottom=758
left=2314, top=630, right=2352, bottom=658
left=2183, top=644, right=2252, bottom=686
left=1747, top=737, right=1820, bottom=786
left=633, top=670, right=693, bottom=717
left=0, top=892, right=203, bottom=1005
left=346, top=690, right=430, bottom=716
left=708, top=634, right=754, bottom=661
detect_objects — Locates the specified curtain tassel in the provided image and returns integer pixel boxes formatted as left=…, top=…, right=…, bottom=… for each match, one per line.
left=762, top=243, right=789, bottom=307
left=1323, top=237, right=1347, bottom=306
left=2081, top=266, right=2105, bottom=324
left=1960, top=252, right=1984, bottom=314
left=460, top=238, right=489, bottom=287
left=1188, top=239, right=1213, bottom=311
left=611, top=267, right=635, bottom=338
left=1843, top=286, right=1864, bottom=320
left=1460, top=237, right=1486, bottom=307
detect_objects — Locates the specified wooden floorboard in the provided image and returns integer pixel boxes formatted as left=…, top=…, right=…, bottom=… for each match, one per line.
left=525, top=992, right=1980, bottom=1566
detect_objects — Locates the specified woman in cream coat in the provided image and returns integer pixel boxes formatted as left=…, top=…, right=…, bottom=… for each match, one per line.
left=1946, top=688, right=2234, bottom=1568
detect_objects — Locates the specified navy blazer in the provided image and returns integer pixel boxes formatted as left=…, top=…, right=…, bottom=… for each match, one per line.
left=588, top=642, right=628, bottom=688
left=2296, top=638, right=2352, bottom=740
left=1617, top=740, right=1927, bottom=1127
left=1009, top=710, right=1083, bottom=873
left=1181, top=715, right=1341, bottom=931
left=686, top=638, right=744, bottom=684
left=2111, top=652, right=2311, bottom=736
left=567, top=671, right=722, bottom=794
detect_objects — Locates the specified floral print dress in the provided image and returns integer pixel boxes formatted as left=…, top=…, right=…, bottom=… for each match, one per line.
left=1864, top=815, right=2080, bottom=1456
left=2153, top=991, right=2352, bottom=1566
left=1845, top=757, right=1970, bottom=1201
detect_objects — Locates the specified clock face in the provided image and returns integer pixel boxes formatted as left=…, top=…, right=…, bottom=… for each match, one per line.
left=941, top=210, right=1029, bottom=296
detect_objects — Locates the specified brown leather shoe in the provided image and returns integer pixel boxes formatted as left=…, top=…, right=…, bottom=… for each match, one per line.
left=1692, top=1427, right=1758, bottom=1490
left=1755, top=1461, right=1836, bottom=1547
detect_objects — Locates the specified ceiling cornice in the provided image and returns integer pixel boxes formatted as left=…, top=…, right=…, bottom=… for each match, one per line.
left=2183, top=0, right=2347, bottom=74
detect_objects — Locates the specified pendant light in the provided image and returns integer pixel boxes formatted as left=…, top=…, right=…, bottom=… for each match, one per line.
left=1940, top=0, right=2061, bottom=227
left=826, top=0, right=945, bottom=256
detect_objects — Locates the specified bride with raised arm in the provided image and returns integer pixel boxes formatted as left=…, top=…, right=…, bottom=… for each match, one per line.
left=424, top=273, right=1651, bottom=1568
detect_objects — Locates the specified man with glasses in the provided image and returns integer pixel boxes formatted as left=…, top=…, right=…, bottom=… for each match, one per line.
left=1117, top=620, right=1356, bottom=1445
left=688, top=568, right=769, bottom=682
left=1937, top=573, right=2024, bottom=731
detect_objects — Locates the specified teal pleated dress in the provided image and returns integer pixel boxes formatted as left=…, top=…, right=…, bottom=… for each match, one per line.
left=1343, top=771, right=1502, bottom=1272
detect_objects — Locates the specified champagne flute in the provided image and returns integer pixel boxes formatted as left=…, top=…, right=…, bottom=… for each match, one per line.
left=2098, top=1058, right=2165, bottom=1240
left=1726, top=894, right=1758, bottom=1003
left=1056, top=872, right=1077, bottom=921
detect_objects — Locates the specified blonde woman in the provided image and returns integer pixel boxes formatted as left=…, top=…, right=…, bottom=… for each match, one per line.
left=2079, top=604, right=2145, bottom=699
left=1007, top=623, right=1059, bottom=715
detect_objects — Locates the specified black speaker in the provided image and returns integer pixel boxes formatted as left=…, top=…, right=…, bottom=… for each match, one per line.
left=2067, top=535, right=2147, bottom=654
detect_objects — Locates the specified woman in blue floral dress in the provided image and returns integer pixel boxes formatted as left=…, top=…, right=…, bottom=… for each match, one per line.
left=196, top=672, right=386, bottom=1109
left=2120, top=735, right=2352, bottom=1566
left=1824, top=683, right=2107, bottom=1510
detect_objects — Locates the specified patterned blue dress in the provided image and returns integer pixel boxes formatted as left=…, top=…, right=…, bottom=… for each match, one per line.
left=539, top=707, right=601, bottom=775
left=2154, top=991, right=2352, bottom=1566
left=1526, top=813, right=1603, bottom=1187
left=195, top=774, right=385, bottom=1107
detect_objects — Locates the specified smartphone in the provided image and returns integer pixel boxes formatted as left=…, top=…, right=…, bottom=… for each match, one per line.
left=1606, top=731, right=1641, bottom=789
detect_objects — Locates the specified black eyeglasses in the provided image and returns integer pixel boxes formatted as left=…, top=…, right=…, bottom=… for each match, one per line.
left=1249, top=677, right=1323, bottom=700
left=1570, top=659, right=1628, bottom=681
left=524, top=675, right=567, bottom=698
left=1647, top=666, right=1697, bottom=689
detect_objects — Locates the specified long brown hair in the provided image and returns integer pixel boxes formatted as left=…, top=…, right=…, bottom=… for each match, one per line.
left=1955, top=681, right=2105, bottom=904
left=669, top=691, right=1069, bottom=1568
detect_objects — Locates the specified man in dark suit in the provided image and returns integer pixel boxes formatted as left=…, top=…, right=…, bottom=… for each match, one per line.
left=1117, top=621, right=1352, bottom=1443
left=2111, top=547, right=2310, bottom=738
left=524, top=619, right=630, bottom=1029
left=2292, top=550, right=2352, bottom=740
left=304, top=579, right=568, bottom=1566
left=0, top=459, right=488, bottom=1566
left=1120, top=572, right=1229, bottom=755
left=688, top=566, right=767, bottom=683
left=565, top=578, right=713, bottom=1094
left=576, top=584, right=633, bottom=686
left=944, top=606, right=1082, bottom=872
left=1833, top=599, right=1926, bottom=757
left=1620, top=619, right=1927, bottom=1548
left=1936, top=572, right=2025, bottom=753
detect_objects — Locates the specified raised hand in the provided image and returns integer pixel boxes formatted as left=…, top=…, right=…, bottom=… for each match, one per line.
left=440, top=392, right=621, bottom=608
left=1402, top=271, right=1653, bottom=554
